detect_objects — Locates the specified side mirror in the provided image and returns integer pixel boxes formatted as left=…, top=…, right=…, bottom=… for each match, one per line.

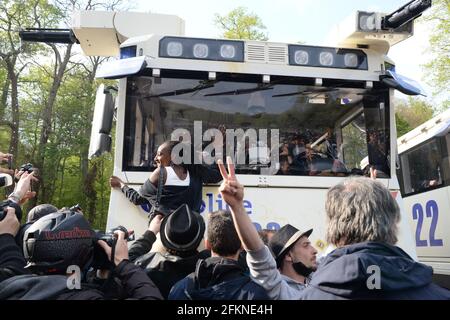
left=89, top=84, right=115, bottom=159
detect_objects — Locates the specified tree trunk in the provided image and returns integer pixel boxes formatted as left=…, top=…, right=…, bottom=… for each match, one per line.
left=35, top=43, right=73, bottom=205
left=0, top=77, right=10, bottom=121
left=84, top=161, right=98, bottom=224
left=5, top=59, right=20, bottom=168
left=81, top=57, right=101, bottom=222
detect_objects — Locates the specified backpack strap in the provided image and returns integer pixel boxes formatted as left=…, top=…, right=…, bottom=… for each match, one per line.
left=148, top=166, right=166, bottom=221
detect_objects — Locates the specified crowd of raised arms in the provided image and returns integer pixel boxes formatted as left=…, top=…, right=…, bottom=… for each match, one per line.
left=0, top=148, right=449, bottom=300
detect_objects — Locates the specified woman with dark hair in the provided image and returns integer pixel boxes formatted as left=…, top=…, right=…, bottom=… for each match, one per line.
left=110, top=140, right=222, bottom=215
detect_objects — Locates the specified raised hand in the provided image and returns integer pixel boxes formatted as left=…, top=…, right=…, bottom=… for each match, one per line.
left=20, top=190, right=37, bottom=205
left=217, top=156, right=244, bottom=209
left=148, top=214, right=163, bottom=235
left=97, top=230, right=130, bottom=266
left=0, top=152, right=12, bottom=164
left=110, top=175, right=124, bottom=189
left=13, top=171, right=38, bottom=201
left=0, top=208, right=20, bottom=236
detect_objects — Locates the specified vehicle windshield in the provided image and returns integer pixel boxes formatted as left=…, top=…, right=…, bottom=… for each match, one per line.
left=123, top=74, right=390, bottom=177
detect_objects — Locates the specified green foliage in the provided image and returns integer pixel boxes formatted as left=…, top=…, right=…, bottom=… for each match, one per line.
left=395, top=113, right=412, bottom=137
left=214, top=7, right=268, bottom=41
left=423, top=0, right=450, bottom=110
left=0, top=0, right=61, bottom=57
left=395, top=97, right=435, bottom=137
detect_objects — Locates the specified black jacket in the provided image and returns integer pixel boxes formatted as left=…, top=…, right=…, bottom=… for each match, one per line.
left=300, top=242, right=450, bottom=300
left=122, top=164, right=222, bottom=212
left=130, top=230, right=210, bottom=299
left=0, top=260, right=163, bottom=300
left=0, top=232, right=163, bottom=300
left=0, top=234, right=30, bottom=283
left=58, top=260, right=163, bottom=300
left=169, top=257, right=269, bottom=300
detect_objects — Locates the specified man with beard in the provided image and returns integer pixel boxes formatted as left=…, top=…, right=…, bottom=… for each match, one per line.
left=216, top=157, right=318, bottom=300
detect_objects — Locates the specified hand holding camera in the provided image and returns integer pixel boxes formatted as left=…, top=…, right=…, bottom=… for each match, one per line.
left=0, top=207, right=20, bottom=236
left=9, top=171, right=38, bottom=204
left=96, top=226, right=135, bottom=267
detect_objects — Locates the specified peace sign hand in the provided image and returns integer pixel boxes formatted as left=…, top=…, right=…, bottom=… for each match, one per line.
left=217, top=156, right=244, bottom=209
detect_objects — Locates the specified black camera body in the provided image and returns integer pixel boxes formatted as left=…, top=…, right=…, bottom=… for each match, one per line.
left=69, top=204, right=82, bottom=212
left=92, top=225, right=134, bottom=269
left=0, top=200, right=22, bottom=222
left=20, top=163, right=34, bottom=173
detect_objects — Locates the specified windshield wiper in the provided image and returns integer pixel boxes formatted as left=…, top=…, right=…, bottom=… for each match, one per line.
left=144, top=81, right=215, bottom=99
left=272, top=87, right=338, bottom=98
left=203, top=84, right=273, bottom=97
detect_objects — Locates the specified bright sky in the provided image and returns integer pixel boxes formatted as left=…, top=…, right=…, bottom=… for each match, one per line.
left=135, top=0, right=435, bottom=102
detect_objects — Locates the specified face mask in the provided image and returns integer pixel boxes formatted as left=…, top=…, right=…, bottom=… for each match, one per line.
left=292, top=260, right=315, bottom=278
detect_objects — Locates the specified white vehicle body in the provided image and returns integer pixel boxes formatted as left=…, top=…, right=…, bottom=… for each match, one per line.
left=397, top=108, right=450, bottom=283
left=61, top=7, right=430, bottom=260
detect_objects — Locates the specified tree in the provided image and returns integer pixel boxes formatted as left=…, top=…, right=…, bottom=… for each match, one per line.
left=0, top=0, right=59, bottom=167
left=423, top=0, right=449, bottom=111
left=395, top=97, right=434, bottom=137
left=214, top=7, right=268, bottom=41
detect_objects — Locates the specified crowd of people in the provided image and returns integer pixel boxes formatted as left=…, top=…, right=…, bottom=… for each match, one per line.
left=0, top=147, right=449, bottom=300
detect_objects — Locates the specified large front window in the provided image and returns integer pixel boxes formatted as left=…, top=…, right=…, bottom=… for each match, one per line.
left=123, top=74, right=390, bottom=177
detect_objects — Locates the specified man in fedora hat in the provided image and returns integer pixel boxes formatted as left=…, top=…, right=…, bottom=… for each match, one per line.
left=217, top=157, right=318, bottom=300
left=129, top=204, right=210, bottom=299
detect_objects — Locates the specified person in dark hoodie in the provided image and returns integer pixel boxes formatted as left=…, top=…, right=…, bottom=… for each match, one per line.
left=130, top=205, right=210, bottom=299
left=301, top=177, right=450, bottom=300
left=168, top=210, right=269, bottom=300
left=0, top=209, right=163, bottom=300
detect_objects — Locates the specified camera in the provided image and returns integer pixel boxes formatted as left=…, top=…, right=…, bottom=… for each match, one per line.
left=92, top=225, right=135, bottom=269
left=0, top=200, right=22, bottom=222
left=97, top=225, right=134, bottom=246
left=69, top=204, right=82, bottom=212
left=20, top=163, right=34, bottom=173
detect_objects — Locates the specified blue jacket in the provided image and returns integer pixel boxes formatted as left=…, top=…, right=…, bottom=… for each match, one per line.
left=301, top=242, right=450, bottom=300
left=169, top=257, right=269, bottom=300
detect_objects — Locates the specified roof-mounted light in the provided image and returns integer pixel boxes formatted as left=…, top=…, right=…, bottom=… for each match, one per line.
left=166, top=41, right=183, bottom=57
left=288, top=45, right=368, bottom=70
left=159, top=37, right=244, bottom=62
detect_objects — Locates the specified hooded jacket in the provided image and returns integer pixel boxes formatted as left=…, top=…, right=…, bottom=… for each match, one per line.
left=169, top=256, right=269, bottom=300
left=300, top=241, right=450, bottom=300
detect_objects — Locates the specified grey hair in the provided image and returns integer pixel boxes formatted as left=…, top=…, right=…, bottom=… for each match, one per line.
left=325, top=177, right=400, bottom=246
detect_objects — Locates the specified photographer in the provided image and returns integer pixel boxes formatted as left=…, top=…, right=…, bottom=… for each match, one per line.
left=0, top=210, right=163, bottom=300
